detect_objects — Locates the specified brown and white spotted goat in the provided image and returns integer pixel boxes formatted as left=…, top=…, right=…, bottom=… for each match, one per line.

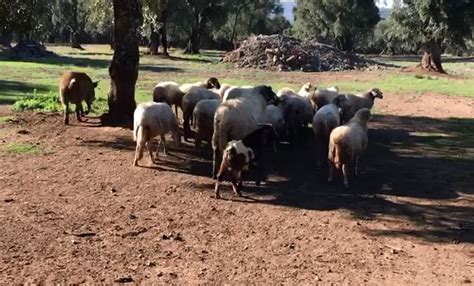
left=214, top=124, right=277, bottom=199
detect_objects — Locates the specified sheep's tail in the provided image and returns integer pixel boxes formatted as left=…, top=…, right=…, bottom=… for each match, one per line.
left=68, top=78, right=77, bottom=90
left=329, top=136, right=345, bottom=169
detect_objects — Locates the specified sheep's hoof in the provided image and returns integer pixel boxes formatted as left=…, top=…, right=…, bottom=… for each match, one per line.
left=255, top=181, right=261, bottom=187
left=344, top=183, right=349, bottom=189
left=328, top=177, right=333, bottom=183
left=215, top=193, right=221, bottom=199
left=133, top=161, right=138, bottom=167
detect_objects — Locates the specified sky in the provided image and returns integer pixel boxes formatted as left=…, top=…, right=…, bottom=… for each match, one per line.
left=278, top=0, right=394, bottom=8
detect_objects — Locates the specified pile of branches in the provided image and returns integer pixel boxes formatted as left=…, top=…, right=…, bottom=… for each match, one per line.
left=223, top=35, right=371, bottom=72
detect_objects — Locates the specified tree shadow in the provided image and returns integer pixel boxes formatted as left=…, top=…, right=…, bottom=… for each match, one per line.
left=369, top=55, right=474, bottom=63
left=78, top=114, right=474, bottom=243
left=0, top=79, right=55, bottom=105
left=139, top=64, right=184, bottom=73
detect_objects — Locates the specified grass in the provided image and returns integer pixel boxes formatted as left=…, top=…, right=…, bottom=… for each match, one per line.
left=3, top=142, right=44, bottom=155
left=0, top=115, right=14, bottom=123
left=1, top=44, right=473, bottom=113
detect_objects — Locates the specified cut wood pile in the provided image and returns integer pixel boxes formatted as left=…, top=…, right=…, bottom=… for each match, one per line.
left=223, top=35, right=371, bottom=72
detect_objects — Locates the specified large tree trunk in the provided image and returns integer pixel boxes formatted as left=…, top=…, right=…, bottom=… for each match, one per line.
left=185, top=27, right=200, bottom=54
left=149, top=24, right=159, bottom=55
left=69, top=0, right=83, bottom=49
left=0, top=29, right=12, bottom=48
left=159, top=8, right=169, bottom=56
left=101, top=0, right=143, bottom=126
left=159, top=24, right=168, bottom=56
left=420, top=39, right=445, bottom=73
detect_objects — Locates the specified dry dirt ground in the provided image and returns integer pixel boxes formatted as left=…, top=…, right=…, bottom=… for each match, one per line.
left=1, top=91, right=474, bottom=284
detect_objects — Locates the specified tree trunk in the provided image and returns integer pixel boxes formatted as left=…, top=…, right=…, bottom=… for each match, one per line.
left=185, top=26, right=200, bottom=54
left=149, top=24, right=159, bottom=55
left=69, top=0, right=83, bottom=49
left=420, top=39, right=445, bottom=73
left=0, top=29, right=12, bottom=48
left=101, top=0, right=143, bottom=127
left=159, top=24, right=168, bottom=56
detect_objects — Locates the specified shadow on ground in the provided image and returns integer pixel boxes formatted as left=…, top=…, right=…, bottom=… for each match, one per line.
left=80, top=114, right=474, bottom=244
left=0, top=80, right=55, bottom=105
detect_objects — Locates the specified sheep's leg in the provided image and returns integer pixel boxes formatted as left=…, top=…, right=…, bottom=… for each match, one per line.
left=231, top=180, right=242, bottom=197
left=75, top=104, right=83, bottom=122
left=63, top=102, right=70, bottom=125
left=342, top=164, right=349, bottom=189
left=355, top=157, right=359, bottom=177
left=146, top=141, right=155, bottom=163
left=328, top=163, right=335, bottom=183
left=161, top=134, right=168, bottom=155
left=133, top=142, right=144, bottom=166
left=214, top=181, right=221, bottom=199
left=174, top=104, right=179, bottom=119
left=212, top=149, right=219, bottom=179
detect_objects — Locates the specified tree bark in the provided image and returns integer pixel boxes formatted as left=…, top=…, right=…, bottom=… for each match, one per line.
left=149, top=24, right=159, bottom=55
left=69, top=0, right=83, bottom=49
left=0, top=29, right=12, bottom=48
left=159, top=8, right=169, bottom=56
left=420, top=39, right=445, bottom=73
left=185, top=13, right=201, bottom=54
left=101, top=0, right=143, bottom=127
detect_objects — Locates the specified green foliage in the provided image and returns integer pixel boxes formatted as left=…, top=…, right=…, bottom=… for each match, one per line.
left=13, top=90, right=61, bottom=112
left=390, top=0, right=474, bottom=50
left=293, top=0, right=380, bottom=51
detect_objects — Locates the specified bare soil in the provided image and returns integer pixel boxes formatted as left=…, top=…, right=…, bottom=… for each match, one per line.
left=1, top=92, right=473, bottom=284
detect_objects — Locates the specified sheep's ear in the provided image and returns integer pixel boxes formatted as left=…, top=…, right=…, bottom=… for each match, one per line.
left=93, top=81, right=99, bottom=88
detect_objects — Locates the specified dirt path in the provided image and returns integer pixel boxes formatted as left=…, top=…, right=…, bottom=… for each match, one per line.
left=1, top=93, right=473, bottom=284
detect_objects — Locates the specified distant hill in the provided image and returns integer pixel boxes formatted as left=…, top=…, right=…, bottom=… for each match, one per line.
left=281, top=2, right=392, bottom=23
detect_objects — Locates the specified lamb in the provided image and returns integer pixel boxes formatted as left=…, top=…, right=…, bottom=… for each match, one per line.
left=222, top=85, right=256, bottom=101
left=340, top=88, right=383, bottom=122
left=212, top=85, right=279, bottom=178
left=152, top=77, right=221, bottom=116
left=328, top=108, right=371, bottom=188
left=192, top=99, right=220, bottom=148
left=133, top=102, right=181, bottom=166
left=309, top=86, right=340, bottom=110
left=214, top=125, right=277, bottom=199
left=59, top=71, right=98, bottom=125
left=312, top=95, right=346, bottom=169
left=182, top=87, right=221, bottom=141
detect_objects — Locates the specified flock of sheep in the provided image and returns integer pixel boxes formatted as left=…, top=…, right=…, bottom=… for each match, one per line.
left=58, top=71, right=383, bottom=198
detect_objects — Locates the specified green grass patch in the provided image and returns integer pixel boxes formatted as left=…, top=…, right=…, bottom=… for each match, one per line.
left=3, top=142, right=43, bottom=155
left=0, top=115, right=14, bottom=123
left=13, top=90, right=61, bottom=112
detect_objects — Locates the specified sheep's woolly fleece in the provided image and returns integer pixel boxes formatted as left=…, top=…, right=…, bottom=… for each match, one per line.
left=225, top=140, right=255, bottom=164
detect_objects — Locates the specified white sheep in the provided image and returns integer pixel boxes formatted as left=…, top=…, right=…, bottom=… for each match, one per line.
left=312, top=95, right=346, bottom=169
left=133, top=102, right=181, bottom=166
left=297, top=82, right=315, bottom=98
left=152, top=77, right=221, bottom=117
left=192, top=99, right=220, bottom=148
left=212, top=85, right=279, bottom=178
left=259, top=104, right=285, bottom=137
left=182, top=86, right=221, bottom=141
left=340, top=88, right=383, bottom=123
left=222, top=85, right=255, bottom=101
left=328, top=108, right=371, bottom=188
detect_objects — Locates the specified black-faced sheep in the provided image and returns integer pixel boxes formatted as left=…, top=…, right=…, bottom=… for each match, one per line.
left=312, top=95, right=346, bottom=169
left=214, top=124, right=277, bottom=199
left=340, top=88, right=383, bottom=123
left=328, top=108, right=371, bottom=188
left=133, top=102, right=181, bottom=166
left=212, top=85, right=279, bottom=178
left=59, top=71, right=98, bottom=125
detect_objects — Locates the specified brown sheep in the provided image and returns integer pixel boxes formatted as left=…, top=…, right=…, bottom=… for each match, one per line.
left=59, top=71, right=98, bottom=125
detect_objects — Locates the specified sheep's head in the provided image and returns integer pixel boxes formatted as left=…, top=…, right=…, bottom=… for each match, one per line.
left=302, top=82, right=314, bottom=92
left=354, top=108, right=371, bottom=122
left=207, top=77, right=221, bottom=89
left=255, top=85, right=279, bottom=106
left=257, top=123, right=279, bottom=152
left=331, top=94, right=347, bottom=107
left=370, top=88, right=383, bottom=99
